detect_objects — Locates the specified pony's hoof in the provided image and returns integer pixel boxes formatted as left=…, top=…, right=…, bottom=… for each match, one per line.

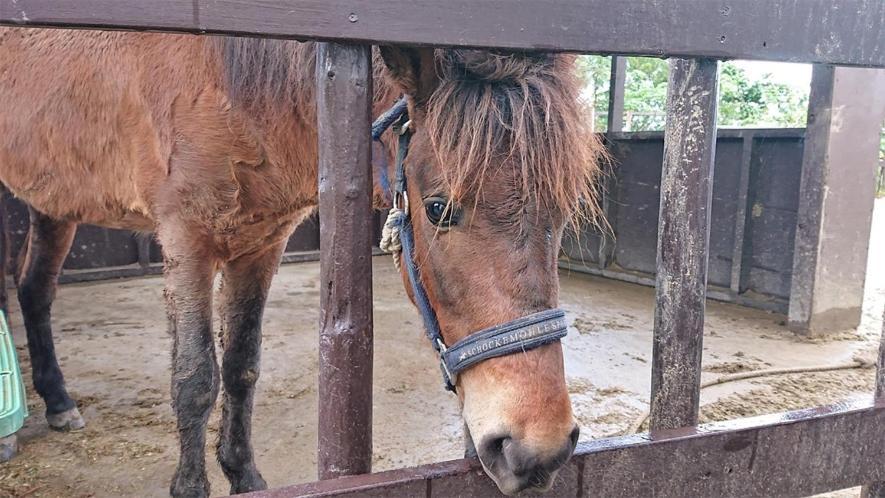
left=46, top=406, right=86, bottom=431
left=0, top=435, right=18, bottom=462
left=171, top=467, right=210, bottom=498
left=230, top=472, right=268, bottom=494
left=170, top=480, right=209, bottom=498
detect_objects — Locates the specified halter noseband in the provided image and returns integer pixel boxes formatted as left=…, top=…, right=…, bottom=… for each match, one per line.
left=373, top=97, right=568, bottom=392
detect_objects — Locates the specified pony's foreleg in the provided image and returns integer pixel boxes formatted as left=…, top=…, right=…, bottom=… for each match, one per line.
left=161, top=227, right=218, bottom=498
left=215, top=241, right=284, bottom=494
left=16, top=208, right=81, bottom=430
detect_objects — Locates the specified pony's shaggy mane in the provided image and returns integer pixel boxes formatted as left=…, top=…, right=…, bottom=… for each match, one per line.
left=216, top=39, right=602, bottom=223
left=426, top=50, right=604, bottom=223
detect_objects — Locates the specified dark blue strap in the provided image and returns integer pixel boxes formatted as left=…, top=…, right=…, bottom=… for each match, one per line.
left=372, top=97, right=409, bottom=141
left=399, top=213, right=445, bottom=351
left=441, top=309, right=568, bottom=380
left=371, top=97, right=408, bottom=207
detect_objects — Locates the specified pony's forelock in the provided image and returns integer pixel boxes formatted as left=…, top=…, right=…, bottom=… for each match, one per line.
left=424, top=49, right=604, bottom=226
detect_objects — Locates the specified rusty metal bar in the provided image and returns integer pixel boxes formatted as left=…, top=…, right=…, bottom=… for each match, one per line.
left=607, top=56, right=626, bottom=132
left=1, top=1, right=884, bottom=67
left=649, top=58, right=719, bottom=430
left=316, top=42, right=374, bottom=480
left=240, top=399, right=885, bottom=498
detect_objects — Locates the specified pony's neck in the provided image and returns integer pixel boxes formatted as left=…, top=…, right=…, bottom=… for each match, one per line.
left=215, top=38, right=399, bottom=124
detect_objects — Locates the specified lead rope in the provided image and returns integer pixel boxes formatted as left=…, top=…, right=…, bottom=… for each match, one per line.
left=379, top=209, right=405, bottom=270
left=378, top=113, right=411, bottom=272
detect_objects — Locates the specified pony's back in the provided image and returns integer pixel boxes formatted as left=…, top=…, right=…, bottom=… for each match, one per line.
left=0, top=28, right=214, bottom=229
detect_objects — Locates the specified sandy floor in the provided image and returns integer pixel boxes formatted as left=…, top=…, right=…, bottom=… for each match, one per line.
left=1, top=200, right=883, bottom=498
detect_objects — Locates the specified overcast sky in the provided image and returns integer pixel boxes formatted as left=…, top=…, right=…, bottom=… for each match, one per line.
left=731, top=60, right=812, bottom=93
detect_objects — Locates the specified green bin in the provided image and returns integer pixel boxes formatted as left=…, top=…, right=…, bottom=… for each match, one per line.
left=0, top=310, right=27, bottom=438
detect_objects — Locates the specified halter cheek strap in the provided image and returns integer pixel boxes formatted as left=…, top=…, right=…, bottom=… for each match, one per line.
left=372, top=97, right=569, bottom=392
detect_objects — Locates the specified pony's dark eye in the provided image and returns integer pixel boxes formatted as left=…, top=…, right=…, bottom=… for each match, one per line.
left=424, top=197, right=458, bottom=229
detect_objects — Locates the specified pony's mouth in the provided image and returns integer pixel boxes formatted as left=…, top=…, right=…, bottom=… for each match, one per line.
left=482, top=462, right=560, bottom=496
left=473, top=425, right=578, bottom=495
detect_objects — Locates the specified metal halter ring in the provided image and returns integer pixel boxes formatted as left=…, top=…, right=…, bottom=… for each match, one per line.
left=393, top=191, right=409, bottom=212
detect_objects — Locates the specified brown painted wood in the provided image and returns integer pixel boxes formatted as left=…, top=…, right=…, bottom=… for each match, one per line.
left=650, top=58, right=720, bottom=430
left=241, top=399, right=885, bottom=498
left=1, top=0, right=884, bottom=67
left=315, top=42, right=374, bottom=480
left=607, top=57, right=626, bottom=132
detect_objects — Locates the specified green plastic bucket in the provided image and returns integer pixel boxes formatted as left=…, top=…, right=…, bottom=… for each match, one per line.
left=0, top=310, right=27, bottom=438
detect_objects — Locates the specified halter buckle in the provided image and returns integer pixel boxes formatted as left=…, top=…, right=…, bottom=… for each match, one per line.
left=393, top=119, right=412, bottom=136
left=392, top=190, right=409, bottom=212
left=436, top=339, right=457, bottom=390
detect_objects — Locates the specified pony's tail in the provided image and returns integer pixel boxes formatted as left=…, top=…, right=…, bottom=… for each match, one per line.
left=0, top=184, right=9, bottom=316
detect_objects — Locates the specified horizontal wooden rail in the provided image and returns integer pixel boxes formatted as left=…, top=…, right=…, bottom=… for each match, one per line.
left=241, top=398, right=885, bottom=497
left=0, top=0, right=882, bottom=67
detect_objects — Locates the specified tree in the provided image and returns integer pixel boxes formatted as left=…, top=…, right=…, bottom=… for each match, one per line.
left=577, top=56, right=809, bottom=131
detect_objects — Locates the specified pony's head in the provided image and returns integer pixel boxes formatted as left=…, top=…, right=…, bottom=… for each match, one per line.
left=378, top=47, right=602, bottom=494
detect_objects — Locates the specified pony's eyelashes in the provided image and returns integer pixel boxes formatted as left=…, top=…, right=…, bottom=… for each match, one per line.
left=423, top=196, right=460, bottom=230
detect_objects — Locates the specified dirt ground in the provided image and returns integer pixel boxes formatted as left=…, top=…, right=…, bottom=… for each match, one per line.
left=1, top=200, right=883, bottom=498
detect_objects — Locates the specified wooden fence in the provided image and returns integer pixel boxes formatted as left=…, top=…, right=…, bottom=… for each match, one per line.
left=2, top=1, right=884, bottom=496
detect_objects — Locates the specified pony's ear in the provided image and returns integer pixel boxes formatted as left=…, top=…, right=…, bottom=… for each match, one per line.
left=378, top=46, right=438, bottom=107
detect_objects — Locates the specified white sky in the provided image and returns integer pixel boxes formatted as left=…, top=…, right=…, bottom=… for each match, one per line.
left=730, top=60, right=812, bottom=93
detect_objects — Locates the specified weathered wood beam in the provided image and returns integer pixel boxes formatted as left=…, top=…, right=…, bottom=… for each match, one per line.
left=1, top=0, right=883, bottom=66
left=240, top=399, right=885, bottom=497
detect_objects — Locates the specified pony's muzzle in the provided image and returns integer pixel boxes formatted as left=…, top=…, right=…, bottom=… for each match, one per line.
left=478, top=425, right=580, bottom=495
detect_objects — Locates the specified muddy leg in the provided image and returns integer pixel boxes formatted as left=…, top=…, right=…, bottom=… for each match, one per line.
left=16, top=209, right=80, bottom=430
left=162, top=229, right=218, bottom=498
left=215, top=242, right=284, bottom=494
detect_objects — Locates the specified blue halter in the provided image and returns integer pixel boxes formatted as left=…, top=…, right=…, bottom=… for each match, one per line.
left=372, top=98, right=568, bottom=391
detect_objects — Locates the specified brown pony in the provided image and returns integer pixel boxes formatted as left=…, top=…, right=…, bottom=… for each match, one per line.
left=0, top=28, right=602, bottom=496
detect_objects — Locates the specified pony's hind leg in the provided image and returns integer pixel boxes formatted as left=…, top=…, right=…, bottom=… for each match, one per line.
left=216, top=242, right=284, bottom=494
left=161, top=224, right=218, bottom=498
left=16, top=208, right=81, bottom=430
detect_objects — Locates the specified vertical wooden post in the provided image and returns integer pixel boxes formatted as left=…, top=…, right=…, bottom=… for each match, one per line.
left=862, top=309, right=885, bottom=498
left=607, top=56, right=626, bottom=132
left=788, top=65, right=885, bottom=335
left=596, top=56, right=627, bottom=268
left=316, top=42, right=374, bottom=479
left=136, top=236, right=152, bottom=274
left=649, top=58, right=719, bottom=431
left=729, top=133, right=754, bottom=295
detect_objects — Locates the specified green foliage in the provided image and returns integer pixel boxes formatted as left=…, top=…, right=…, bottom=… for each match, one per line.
left=577, top=56, right=809, bottom=131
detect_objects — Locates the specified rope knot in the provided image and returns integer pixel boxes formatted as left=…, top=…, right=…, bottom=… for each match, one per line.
left=380, top=208, right=406, bottom=269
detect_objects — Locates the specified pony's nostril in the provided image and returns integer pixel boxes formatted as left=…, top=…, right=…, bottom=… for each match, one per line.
left=481, top=434, right=509, bottom=461
left=569, top=425, right=580, bottom=448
